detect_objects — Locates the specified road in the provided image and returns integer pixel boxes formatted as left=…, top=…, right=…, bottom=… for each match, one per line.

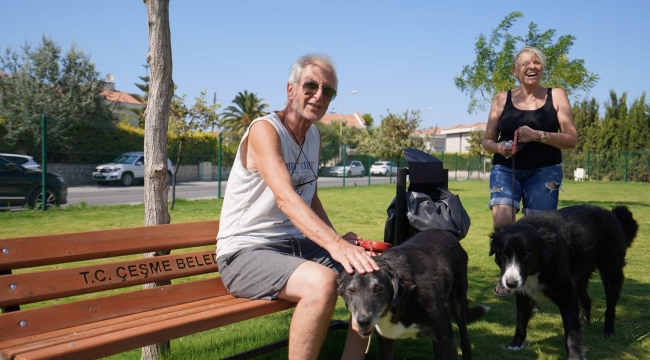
left=65, top=175, right=405, bottom=207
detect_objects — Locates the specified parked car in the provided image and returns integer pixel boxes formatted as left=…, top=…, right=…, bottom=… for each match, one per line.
left=0, top=155, right=68, bottom=209
left=92, top=151, right=175, bottom=186
left=0, top=153, right=40, bottom=170
left=328, top=160, right=365, bottom=177
left=370, top=161, right=399, bottom=176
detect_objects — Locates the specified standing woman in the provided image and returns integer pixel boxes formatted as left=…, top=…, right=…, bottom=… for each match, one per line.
left=482, top=46, right=578, bottom=297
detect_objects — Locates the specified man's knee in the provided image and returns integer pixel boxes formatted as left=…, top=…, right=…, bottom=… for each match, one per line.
left=287, top=263, right=338, bottom=303
left=307, top=269, right=338, bottom=299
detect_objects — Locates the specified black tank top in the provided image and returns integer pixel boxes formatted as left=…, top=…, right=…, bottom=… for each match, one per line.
left=492, top=88, right=562, bottom=170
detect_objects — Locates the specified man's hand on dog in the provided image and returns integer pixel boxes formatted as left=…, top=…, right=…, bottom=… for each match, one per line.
left=332, top=232, right=380, bottom=275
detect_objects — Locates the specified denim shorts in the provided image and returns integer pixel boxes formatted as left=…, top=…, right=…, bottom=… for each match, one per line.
left=216, top=238, right=342, bottom=300
left=489, top=163, right=563, bottom=215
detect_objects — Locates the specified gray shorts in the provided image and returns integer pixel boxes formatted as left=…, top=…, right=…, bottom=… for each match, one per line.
left=216, top=238, right=343, bottom=300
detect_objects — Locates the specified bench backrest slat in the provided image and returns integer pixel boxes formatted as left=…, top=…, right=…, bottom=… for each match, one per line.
left=0, top=277, right=228, bottom=342
left=0, top=220, right=220, bottom=271
left=0, top=249, right=218, bottom=309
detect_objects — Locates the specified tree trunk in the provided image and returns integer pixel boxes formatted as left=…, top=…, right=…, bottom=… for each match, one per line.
left=142, top=0, right=173, bottom=359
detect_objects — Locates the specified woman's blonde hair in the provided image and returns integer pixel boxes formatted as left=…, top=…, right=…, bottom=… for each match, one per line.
left=513, top=46, right=546, bottom=70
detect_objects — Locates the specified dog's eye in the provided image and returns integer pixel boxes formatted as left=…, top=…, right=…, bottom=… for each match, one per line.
left=522, top=253, right=530, bottom=261
left=373, top=285, right=384, bottom=293
left=347, top=287, right=357, bottom=294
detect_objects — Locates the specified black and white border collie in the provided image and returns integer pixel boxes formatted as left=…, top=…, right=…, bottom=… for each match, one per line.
left=489, top=205, right=638, bottom=360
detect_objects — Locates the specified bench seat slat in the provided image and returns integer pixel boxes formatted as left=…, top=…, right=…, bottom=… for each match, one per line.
left=0, top=277, right=230, bottom=342
left=0, top=249, right=218, bottom=308
left=3, top=297, right=295, bottom=360
left=1, top=296, right=248, bottom=356
left=0, top=221, right=220, bottom=271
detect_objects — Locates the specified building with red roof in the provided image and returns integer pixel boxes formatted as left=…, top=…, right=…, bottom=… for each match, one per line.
left=99, top=77, right=145, bottom=127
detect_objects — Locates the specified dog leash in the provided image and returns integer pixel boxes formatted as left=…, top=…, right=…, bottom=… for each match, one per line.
left=356, top=240, right=392, bottom=253
left=503, top=143, right=517, bottom=223
left=509, top=129, right=522, bottom=223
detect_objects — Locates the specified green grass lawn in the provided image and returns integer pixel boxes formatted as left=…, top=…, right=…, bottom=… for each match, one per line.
left=1, top=180, right=649, bottom=359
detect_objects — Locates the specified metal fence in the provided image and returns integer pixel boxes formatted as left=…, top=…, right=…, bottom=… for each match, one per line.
left=3, top=135, right=649, bottom=210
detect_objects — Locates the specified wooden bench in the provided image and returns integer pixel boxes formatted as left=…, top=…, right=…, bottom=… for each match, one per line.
left=0, top=220, right=347, bottom=360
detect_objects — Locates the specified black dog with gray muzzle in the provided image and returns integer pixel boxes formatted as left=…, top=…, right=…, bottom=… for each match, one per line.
left=338, top=229, right=488, bottom=359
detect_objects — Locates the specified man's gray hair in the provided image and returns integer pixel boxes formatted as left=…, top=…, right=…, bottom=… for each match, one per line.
left=288, top=53, right=338, bottom=90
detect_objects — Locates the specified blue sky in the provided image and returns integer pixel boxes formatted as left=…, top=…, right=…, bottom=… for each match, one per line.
left=2, top=0, right=648, bottom=130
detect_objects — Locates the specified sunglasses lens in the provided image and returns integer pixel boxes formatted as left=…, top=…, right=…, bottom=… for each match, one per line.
left=302, top=82, right=319, bottom=93
left=323, top=88, right=337, bottom=101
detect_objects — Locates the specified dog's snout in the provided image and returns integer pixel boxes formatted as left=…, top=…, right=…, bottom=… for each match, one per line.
left=356, top=315, right=373, bottom=329
left=504, top=279, right=518, bottom=289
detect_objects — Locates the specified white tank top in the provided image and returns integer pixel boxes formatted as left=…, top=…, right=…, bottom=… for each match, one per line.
left=216, top=112, right=320, bottom=258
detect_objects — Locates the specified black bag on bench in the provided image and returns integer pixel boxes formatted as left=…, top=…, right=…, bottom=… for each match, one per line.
left=384, top=187, right=471, bottom=243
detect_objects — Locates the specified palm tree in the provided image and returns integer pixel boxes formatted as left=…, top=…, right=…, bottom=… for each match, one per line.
left=221, top=91, right=269, bottom=136
left=129, top=64, right=150, bottom=128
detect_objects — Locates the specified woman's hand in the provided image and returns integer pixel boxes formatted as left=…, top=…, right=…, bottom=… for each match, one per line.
left=497, top=141, right=515, bottom=158
left=515, top=126, right=542, bottom=143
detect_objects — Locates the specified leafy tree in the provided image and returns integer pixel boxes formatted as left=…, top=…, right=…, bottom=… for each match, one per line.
left=571, top=98, right=600, bottom=152
left=0, top=36, right=115, bottom=154
left=358, top=109, right=424, bottom=165
left=465, top=128, right=488, bottom=179
left=314, top=118, right=366, bottom=165
left=455, top=11, right=599, bottom=114
left=627, top=92, right=649, bottom=151
left=341, top=121, right=365, bottom=153
left=314, top=120, right=341, bottom=167
left=362, top=113, right=374, bottom=129
left=220, top=90, right=268, bottom=136
left=466, top=129, right=486, bottom=157
left=598, top=91, right=628, bottom=152
left=168, top=89, right=219, bottom=208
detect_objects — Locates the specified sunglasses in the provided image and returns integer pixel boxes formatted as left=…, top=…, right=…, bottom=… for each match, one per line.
left=301, top=81, right=337, bottom=102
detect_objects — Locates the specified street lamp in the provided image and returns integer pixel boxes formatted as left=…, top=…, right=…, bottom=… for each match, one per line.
left=339, top=90, right=358, bottom=161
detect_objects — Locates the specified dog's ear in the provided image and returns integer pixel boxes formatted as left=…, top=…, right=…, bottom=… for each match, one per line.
left=488, top=227, right=502, bottom=257
left=488, top=241, right=497, bottom=257
left=488, top=235, right=504, bottom=267
left=390, top=272, right=405, bottom=308
left=488, top=235, right=499, bottom=257
left=380, top=260, right=405, bottom=307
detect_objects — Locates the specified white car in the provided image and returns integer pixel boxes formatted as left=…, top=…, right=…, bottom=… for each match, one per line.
left=0, top=153, right=40, bottom=170
left=370, top=161, right=399, bottom=176
left=92, top=151, right=175, bottom=186
left=328, top=160, right=365, bottom=177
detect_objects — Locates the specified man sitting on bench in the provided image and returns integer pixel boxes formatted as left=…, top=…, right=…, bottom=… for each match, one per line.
left=216, top=53, right=378, bottom=360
